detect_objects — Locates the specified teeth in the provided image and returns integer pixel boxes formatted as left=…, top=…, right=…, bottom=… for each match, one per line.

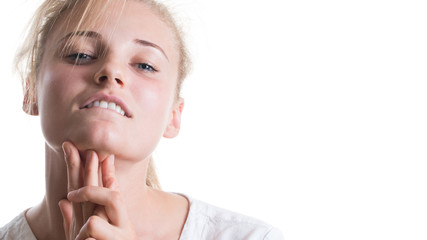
left=100, top=101, right=108, bottom=108
left=115, top=105, right=122, bottom=113
left=108, top=102, right=116, bottom=110
left=86, top=100, right=126, bottom=117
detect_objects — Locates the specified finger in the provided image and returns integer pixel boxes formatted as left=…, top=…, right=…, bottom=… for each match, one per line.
left=75, top=215, right=115, bottom=240
left=93, top=205, right=109, bottom=221
left=62, top=142, right=83, bottom=192
left=58, top=199, right=72, bottom=240
left=102, top=155, right=119, bottom=190
left=62, top=142, right=84, bottom=224
left=68, top=186, right=127, bottom=227
left=83, top=151, right=98, bottom=221
left=84, top=151, right=99, bottom=186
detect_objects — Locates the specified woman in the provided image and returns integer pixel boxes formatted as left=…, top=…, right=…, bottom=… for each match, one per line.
left=0, top=0, right=283, bottom=239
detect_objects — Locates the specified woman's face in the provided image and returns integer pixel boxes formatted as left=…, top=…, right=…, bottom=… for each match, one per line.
left=37, top=0, right=182, bottom=161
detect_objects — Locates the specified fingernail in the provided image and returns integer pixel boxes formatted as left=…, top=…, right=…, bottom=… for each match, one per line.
left=62, top=143, right=71, bottom=158
left=58, top=201, right=64, bottom=214
left=58, top=199, right=65, bottom=208
left=67, top=191, right=75, bottom=199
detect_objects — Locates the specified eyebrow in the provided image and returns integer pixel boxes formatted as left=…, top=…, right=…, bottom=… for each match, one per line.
left=57, top=31, right=169, bottom=61
left=57, top=31, right=101, bottom=44
left=134, top=39, right=169, bottom=61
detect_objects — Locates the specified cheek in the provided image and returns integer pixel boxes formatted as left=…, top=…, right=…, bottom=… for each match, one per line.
left=131, top=79, right=174, bottom=128
left=40, top=72, right=72, bottom=110
left=127, top=77, right=175, bottom=150
left=37, top=64, right=88, bottom=149
left=38, top=63, right=88, bottom=110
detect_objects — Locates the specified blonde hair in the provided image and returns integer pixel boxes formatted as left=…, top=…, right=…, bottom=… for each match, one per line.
left=15, top=0, right=191, bottom=189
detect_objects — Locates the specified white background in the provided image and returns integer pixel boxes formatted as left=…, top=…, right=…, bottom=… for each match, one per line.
left=1, top=0, right=426, bottom=239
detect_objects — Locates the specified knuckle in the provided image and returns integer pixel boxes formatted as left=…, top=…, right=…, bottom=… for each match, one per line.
left=78, top=186, right=93, bottom=200
left=86, top=216, right=99, bottom=232
left=67, top=185, right=77, bottom=192
left=103, top=176, right=115, bottom=187
left=109, top=191, right=121, bottom=205
left=86, top=162, right=95, bottom=171
left=81, top=186, right=91, bottom=195
left=67, top=157, right=79, bottom=169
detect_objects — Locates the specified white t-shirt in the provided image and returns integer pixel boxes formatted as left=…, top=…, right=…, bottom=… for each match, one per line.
left=1, top=196, right=284, bottom=240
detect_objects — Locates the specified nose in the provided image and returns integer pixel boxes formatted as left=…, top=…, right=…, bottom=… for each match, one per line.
left=93, top=58, right=125, bottom=87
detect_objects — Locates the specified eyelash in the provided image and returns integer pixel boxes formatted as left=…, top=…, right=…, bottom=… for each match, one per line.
left=66, top=52, right=96, bottom=64
left=136, top=63, right=157, bottom=72
left=64, top=52, right=158, bottom=73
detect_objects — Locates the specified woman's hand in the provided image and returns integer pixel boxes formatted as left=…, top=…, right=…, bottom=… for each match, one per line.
left=59, top=141, right=136, bottom=240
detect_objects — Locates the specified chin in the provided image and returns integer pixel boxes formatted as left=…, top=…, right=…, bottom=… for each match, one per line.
left=68, top=125, right=154, bottom=163
left=43, top=117, right=158, bottom=162
left=68, top=124, right=127, bottom=160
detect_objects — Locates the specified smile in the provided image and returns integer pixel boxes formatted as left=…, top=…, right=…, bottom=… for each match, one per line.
left=79, top=93, right=132, bottom=118
left=86, top=100, right=126, bottom=116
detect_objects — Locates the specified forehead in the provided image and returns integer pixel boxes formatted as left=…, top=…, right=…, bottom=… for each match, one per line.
left=46, top=0, right=178, bottom=60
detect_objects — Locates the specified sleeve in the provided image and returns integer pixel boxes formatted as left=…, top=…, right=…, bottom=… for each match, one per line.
left=264, top=227, right=285, bottom=240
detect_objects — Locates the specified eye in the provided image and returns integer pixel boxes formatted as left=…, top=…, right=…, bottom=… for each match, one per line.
left=66, top=52, right=96, bottom=64
left=137, top=63, right=157, bottom=72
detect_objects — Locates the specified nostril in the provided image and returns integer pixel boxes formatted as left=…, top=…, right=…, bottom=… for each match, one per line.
left=94, top=75, right=123, bottom=86
left=99, top=76, right=108, bottom=82
left=115, top=78, right=123, bottom=85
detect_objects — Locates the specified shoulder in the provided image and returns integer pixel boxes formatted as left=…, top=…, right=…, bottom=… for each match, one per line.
left=179, top=195, right=284, bottom=240
left=0, top=210, right=37, bottom=240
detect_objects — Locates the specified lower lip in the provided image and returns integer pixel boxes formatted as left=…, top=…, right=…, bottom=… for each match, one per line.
left=81, top=107, right=126, bottom=117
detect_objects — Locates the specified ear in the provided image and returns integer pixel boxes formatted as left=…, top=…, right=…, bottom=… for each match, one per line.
left=163, top=97, right=184, bottom=138
left=23, top=77, right=39, bottom=116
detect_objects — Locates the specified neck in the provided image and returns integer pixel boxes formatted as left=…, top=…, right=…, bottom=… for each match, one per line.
left=26, top=143, right=150, bottom=240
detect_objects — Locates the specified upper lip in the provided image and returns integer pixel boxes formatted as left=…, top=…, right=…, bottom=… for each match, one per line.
left=79, top=92, right=133, bottom=118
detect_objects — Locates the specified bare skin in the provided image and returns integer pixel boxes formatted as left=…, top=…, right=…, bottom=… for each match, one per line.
left=24, top=1, right=189, bottom=239
left=26, top=143, right=189, bottom=240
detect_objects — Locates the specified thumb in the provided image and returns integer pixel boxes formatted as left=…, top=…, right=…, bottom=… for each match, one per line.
left=58, top=199, right=72, bottom=239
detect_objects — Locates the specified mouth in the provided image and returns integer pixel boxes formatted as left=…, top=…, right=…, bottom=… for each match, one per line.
left=79, top=94, right=132, bottom=118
